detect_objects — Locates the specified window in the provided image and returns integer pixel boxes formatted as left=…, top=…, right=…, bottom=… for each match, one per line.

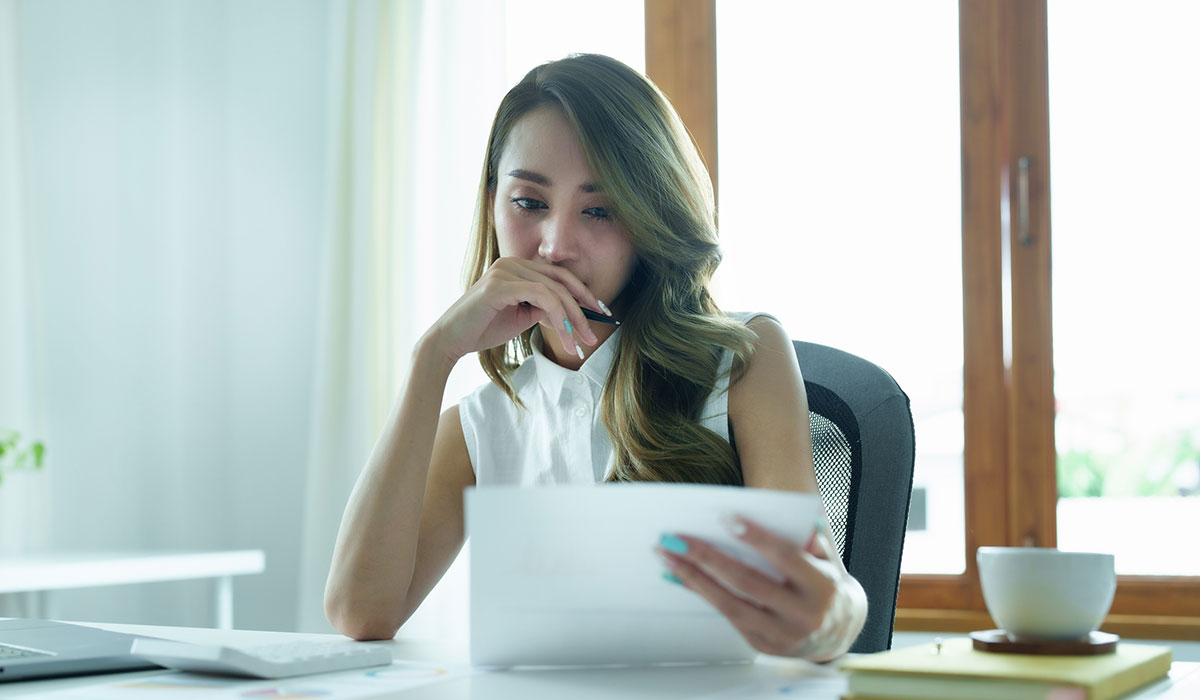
left=647, top=0, right=1200, bottom=639
left=714, top=0, right=964, bottom=576
left=1048, top=0, right=1200, bottom=576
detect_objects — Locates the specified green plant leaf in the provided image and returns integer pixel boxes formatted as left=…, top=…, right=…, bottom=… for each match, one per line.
left=0, top=430, right=47, bottom=482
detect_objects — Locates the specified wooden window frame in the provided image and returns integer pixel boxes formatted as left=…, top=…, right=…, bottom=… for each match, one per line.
left=645, top=0, right=1200, bottom=641
left=644, top=0, right=718, bottom=199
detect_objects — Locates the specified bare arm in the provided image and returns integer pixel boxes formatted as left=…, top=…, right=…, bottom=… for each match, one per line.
left=730, top=316, right=868, bottom=659
left=323, top=257, right=609, bottom=640
left=657, top=316, right=868, bottom=660
left=323, top=336, right=473, bottom=640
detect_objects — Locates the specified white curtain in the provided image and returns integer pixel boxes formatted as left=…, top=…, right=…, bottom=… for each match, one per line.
left=4, top=0, right=330, bottom=629
left=295, top=0, right=504, bottom=635
left=0, top=0, right=51, bottom=565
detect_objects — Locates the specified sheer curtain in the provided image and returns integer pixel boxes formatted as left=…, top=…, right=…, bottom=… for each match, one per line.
left=296, top=0, right=646, bottom=637
left=295, top=0, right=504, bottom=634
left=0, top=0, right=51, bottom=567
left=5, top=0, right=329, bottom=629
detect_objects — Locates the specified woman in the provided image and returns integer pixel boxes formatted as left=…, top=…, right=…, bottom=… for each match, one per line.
left=324, top=53, right=867, bottom=661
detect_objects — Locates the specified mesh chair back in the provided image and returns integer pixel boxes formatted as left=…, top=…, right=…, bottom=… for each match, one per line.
left=794, top=341, right=915, bottom=653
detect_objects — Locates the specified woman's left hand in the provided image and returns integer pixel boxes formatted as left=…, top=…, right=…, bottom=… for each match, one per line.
left=655, top=515, right=864, bottom=661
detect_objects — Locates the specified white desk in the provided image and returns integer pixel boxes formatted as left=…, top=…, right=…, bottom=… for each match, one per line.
left=0, top=551, right=265, bottom=629
left=1, top=622, right=1197, bottom=699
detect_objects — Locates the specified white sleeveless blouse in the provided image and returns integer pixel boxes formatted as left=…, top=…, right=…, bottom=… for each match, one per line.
left=458, top=312, right=772, bottom=485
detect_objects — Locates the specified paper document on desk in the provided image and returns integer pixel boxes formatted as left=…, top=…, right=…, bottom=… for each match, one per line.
left=466, top=484, right=822, bottom=667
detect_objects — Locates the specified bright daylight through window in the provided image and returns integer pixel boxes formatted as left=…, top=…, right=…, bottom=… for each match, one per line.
left=716, top=1, right=964, bottom=574
left=1048, top=0, right=1200, bottom=576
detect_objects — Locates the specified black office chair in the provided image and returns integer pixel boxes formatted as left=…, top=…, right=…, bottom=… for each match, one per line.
left=794, top=340, right=915, bottom=653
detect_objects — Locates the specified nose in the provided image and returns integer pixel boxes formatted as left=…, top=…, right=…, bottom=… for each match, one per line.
left=537, top=211, right=582, bottom=264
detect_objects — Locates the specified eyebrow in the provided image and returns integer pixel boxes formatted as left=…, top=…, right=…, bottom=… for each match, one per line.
left=507, top=169, right=599, bottom=193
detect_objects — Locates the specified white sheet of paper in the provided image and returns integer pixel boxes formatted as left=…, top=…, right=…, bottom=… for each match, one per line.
left=467, top=484, right=823, bottom=668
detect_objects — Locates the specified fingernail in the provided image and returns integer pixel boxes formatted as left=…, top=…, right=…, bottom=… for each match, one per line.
left=575, top=343, right=585, bottom=360
left=722, top=514, right=747, bottom=537
left=659, top=533, right=688, bottom=555
left=598, top=300, right=612, bottom=316
left=564, top=317, right=574, bottom=335
left=662, top=572, right=682, bottom=585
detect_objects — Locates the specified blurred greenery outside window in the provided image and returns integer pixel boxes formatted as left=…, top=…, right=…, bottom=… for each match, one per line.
left=0, top=429, right=45, bottom=485
left=1058, top=431, right=1200, bottom=499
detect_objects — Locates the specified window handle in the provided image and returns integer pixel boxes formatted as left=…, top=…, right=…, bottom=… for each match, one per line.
left=1017, top=156, right=1032, bottom=247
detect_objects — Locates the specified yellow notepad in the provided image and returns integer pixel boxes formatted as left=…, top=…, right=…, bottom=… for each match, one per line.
left=840, top=637, right=1171, bottom=700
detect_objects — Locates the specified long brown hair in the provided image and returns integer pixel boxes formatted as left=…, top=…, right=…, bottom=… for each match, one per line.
left=465, top=54, right=756, bottom=485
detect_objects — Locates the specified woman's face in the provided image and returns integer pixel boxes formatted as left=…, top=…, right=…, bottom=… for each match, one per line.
left=492, top=106, right=638, bottom=314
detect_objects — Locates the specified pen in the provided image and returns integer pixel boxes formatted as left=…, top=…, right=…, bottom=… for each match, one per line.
left=581, top=307, right=620, bottom=325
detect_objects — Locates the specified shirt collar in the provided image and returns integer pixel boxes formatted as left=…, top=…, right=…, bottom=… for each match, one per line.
left=530, top=326, right=621, bottom=402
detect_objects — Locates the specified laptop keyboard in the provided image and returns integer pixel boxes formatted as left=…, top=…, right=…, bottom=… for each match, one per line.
left=0, top=643, right=51, bottom=659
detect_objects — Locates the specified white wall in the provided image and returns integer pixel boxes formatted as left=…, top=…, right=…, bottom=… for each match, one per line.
left=8, top=0, right=328, bottom=631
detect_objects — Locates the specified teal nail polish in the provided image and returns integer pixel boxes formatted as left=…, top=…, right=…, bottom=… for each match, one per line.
left=659, top=533, right=688, bottom=555
left=564, top=317, right=574, bottom=335
left=662, top=572, right=682, bottom=585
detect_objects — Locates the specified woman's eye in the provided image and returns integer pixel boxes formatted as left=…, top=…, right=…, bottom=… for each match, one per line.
left=509, top=198, right=611, bottom=223
left=510, top=197, right=546, bottom=212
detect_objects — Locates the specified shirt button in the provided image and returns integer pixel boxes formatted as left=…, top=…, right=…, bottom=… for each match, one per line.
left=573, top=374, right=585, bottom=384
left=575, top=406, right=589, bottom=418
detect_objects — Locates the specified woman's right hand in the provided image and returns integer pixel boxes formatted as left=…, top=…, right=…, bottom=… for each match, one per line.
left=425, top=257, right=606, bottom=365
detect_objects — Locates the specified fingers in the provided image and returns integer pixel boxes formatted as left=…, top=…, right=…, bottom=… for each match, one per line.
left=655, top=516, right=846, bottom=657
left=660, top=536, right=793, bottom=611
left=523, top=260, right=608, bottom=318
left=805, top=522, right=831, bottom=559
left=659, top=531, right=827, bottom=639
left=656, top=547, right=798, bottom=656
left=514, top=262, right=600, bottom=346
left=491, top=259, right=600, bottom=348
left=728, top=516, right=840, bottom=628
left=497, top=281, right=582, bottom=355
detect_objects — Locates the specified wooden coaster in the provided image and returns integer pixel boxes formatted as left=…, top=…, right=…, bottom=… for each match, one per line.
left=970, top=629, right=1119, bottom=655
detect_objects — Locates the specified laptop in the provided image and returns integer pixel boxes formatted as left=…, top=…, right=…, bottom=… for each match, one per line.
left=0, top=619, right=162, bottom=682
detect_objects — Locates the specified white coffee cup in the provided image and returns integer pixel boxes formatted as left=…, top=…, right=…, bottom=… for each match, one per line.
left=976, top=547, right=1116, bottom=641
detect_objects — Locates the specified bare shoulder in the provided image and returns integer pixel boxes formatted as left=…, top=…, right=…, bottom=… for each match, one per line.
left=431, top=404, right=471, bottom=481
left=438, top=402, right=463, bottom=432
left=424, top=403, right=474, bottom=520
left=728, top=315, right=816, bottom=492
left=728, top=315, right=803, bottom=414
